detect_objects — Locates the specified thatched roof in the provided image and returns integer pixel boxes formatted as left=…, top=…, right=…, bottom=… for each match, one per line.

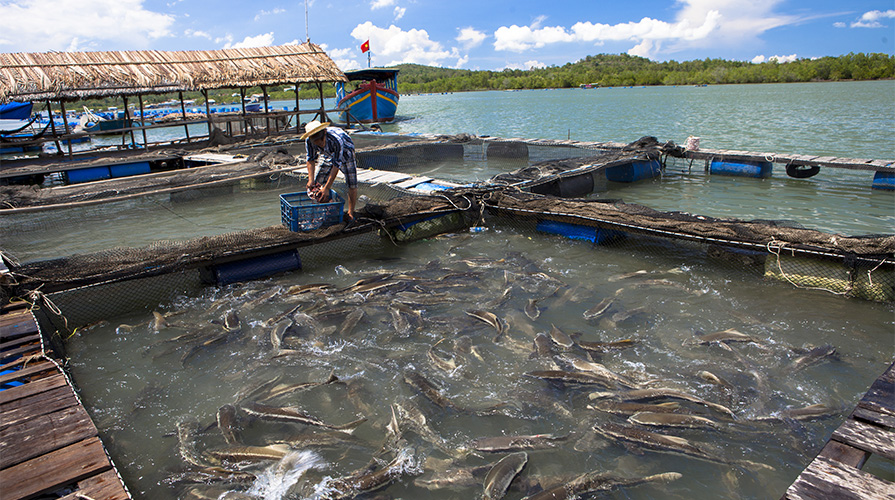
left=0, top=43, right=348, bottom=103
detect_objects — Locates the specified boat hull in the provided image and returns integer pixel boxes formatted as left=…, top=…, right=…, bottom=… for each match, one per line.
left=338, top=87, right=398, bottom=123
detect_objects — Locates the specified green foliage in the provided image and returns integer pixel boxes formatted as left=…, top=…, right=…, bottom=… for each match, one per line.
left=392, top=53, right=895, bottom=93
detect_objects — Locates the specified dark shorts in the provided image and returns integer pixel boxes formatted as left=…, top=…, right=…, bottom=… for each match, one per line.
left=314, top=154, right=358, bottom=189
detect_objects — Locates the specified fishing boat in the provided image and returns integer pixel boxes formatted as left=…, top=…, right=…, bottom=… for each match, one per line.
left=336, top=69, right=399, bottom=124
left=80, top=107, right=132, bottom=135
left=0, top=102, right=49, bottom=154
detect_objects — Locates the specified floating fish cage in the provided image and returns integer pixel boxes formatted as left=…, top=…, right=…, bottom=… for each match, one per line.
left=1, top=133, right=893, bottom=500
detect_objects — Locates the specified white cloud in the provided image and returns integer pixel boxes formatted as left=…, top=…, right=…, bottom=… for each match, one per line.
left=254, top=8, right=285, bottom=22
left=454, top=55, right=469, bottom=68
left=0, top=0, right=174, bottom=51
left=370, top=0, right=395, bottom=9
left=224, top=32, right=275, bottom=49
left=628, top=39, right=656, bottom=58
left=350, top=22, right=455, bottom=66
left=457, top=27, right=486, bottom=50
left=530, top=15, right=548, bottom=30
left=394, top=6, right=406, bottom=20
left=851, top=9, right=895, bottom=28
left=493, top=25, right=574, bottom=52
left=185, top=29, right=212, bottom=40
left=525, top=59, right=546, bottom=69
left=833, top=22, right=847, bottom=28
left=751, top=54, right=797, bottom=63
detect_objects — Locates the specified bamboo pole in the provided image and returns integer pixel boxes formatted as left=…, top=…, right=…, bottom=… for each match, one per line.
left=316, top=82, right=327, bottom=122
left=45, top=100, right=63, bottom=157
left=123, top=96, right=136, bottom=148
left=294, top=82, right=300, bottom=133
left=179, top=91, right=191, bottom=143
left=137, top=94, right=148, bottom=147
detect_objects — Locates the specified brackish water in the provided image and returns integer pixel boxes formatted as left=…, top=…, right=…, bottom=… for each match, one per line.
left=4, top=81, right=894, bottom=499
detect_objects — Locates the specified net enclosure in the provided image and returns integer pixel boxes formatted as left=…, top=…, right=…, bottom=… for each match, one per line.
left=1, top=134, right=893, bottom=338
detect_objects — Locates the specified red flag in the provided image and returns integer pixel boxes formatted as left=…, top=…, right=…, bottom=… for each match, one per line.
left=360, top=40, right=370, bottom=53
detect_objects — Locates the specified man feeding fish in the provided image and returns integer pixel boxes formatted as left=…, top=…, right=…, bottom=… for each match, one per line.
left=301, top=120, right=359, bottom=225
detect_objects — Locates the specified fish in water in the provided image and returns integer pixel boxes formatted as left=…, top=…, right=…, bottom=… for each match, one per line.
left=216, top=404, right=241, bottom=445
left=338, top=308, right=365, bottom=336
left=592, top=422, right=771, bottom=471
left=684, top=328, right=762, bottom=347
left=552, top=354, right=640, bottom=389
left=525, top=298, right=541, bottom=320
left=582, top=297, right=613, bottom=320
left=547, top=324, right=574, bottom=349
left=483, top=451, right=528, bottom=500
left=270, top=319, right=291, bottom=351
left=529, top=332, right=554, bottom=359
left=628, top=411, right=721, bottom=430
left=471, top=434, right=568, bottom=453
left=520, top=470, right=682, bottom=500
left=526, top=370, right=620, bottom=389
left=403, top=370, right=463, bottom=411
left=577, top=338, right=637, bottom=353
left=752, top=403, right=841, bottom=423
left=208, top=444, right=291, bottom=463
left=790, top=344, right=837, bottom=371
left=151, top=311, right=169, bottom=331
left=320, top=448, right=416, bottom=500
left=588, top=388, right=736, bottom=418
left=242, top=401, right=367, bottom=433
left=428, top=341, right=459, bottom=374
left=466, top=309, right=504, bottom=335
left=587, top=400, right=681, bottom=416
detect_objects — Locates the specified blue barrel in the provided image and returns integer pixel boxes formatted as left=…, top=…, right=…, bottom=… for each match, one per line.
left=536, top=220, right=624, bottom=245
left=872, top=171, right=894, bottom=190
left=214, top=250, right=301, bottom=285
left=605, top=160, right=661, bottom=182
left=710, top=160, right=773, bottom=178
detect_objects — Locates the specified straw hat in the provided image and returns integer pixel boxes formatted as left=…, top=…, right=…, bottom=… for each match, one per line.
left=301, top=120, right=330, bottom=140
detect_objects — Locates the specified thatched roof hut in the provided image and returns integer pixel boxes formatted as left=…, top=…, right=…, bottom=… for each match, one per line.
left=0, top=43, right=348, bottom=103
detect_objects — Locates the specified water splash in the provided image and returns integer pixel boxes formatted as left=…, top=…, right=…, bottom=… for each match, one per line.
left=243, top=450, right=326, bottom=500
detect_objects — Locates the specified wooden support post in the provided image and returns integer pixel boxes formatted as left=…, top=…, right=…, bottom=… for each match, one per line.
left=317, top=82, right=327, bottom=122
left=262, top=85, right=271, bottom=136
left=137, top=94, right=148, bottom=147
left=202, top=89, right=212, bottom=137
left=123, top=96, right=136, bottom=148
left=179, top=91, right=191, bottom=143
left=56, top=101, right=71, bottom=157
left=295, top=82, right=301, bottom=135
left=42, top=101, right=57, bottom=156
left=240, top=88, right=252, bottom=136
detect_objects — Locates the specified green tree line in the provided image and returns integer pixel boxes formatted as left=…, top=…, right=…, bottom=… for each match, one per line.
left=393, top=52, right=894, bottom=93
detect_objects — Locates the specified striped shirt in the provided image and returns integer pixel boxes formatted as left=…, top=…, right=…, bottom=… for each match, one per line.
left=306, top=127, right=355, bottom=168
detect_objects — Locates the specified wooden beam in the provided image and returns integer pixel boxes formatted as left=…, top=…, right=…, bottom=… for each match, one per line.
left=784, top=456, right=895, bottom=500
left=0, top=436, right=112, bottom=500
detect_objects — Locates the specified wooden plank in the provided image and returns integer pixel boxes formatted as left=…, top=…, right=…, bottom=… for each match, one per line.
left=0, top=360, right=56, bottom=386
left=852, top=406, right=895, bottom=428
left=0, top=333, right=41, bottom=351
left=831, top=418, right=895, bottom=461
left=858, top=363, right=895, bottom=417
left=0, top=404, right=98, bottom=468
left=0, top=310, right=38, bottom=341
left=818, top=440, right=870, bottom=469
left=0, top=436, right=112, bottom=500
left=0, top=373, right=68, bottom=405
left=1, top=384, right=79, bottom=429
left=59, top=469, right=131, bottom=500
left=1, top=343, right=42, bottom=364
left=785, top=456, right=895, bottom=500
left=372, top=171, right=411, bottom=183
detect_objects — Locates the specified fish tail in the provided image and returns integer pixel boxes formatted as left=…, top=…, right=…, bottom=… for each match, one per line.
left=335, top=417, right=368, bottom=433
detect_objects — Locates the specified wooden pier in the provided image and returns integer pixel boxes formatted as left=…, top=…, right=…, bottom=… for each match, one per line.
left=782, top=361, right=895, bottom=499
left=0, top=301, right=131, bottom=500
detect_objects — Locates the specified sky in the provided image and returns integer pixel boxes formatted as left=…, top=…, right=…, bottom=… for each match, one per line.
left=0, top=0, right=893, bottom=71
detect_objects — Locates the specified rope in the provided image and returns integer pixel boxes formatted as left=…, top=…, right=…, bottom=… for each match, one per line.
left=766, top=238, right=849, bottom=296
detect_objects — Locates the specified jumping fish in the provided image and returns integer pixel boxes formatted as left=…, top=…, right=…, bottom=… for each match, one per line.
left=222, top=310, right=240, bottom=331
left=628, top=411, right=720, bottom=429
left=524, top=298, right=541, bottom=320
left=403, top=370, right=462, bottom=411
left=520, top=470, right=682, bottom=500
left=257, top=370, right=341, bottom=402
left=321, top=449, right=415, bottom=500
left=428, top=341, right=459, bottom=374
left=208, top=444, right=290, bottom=463
left=588, top=388, right=736, bottom=418
left=177, top=420, right=219, bottom=467
left=151, top=311, right=169, bottom=331
left=471, top=434, right=568, bottom=453
left=466, top=309, right=504, bottom=335
left=242, top=402, right=367, bottom=433
left=547, top=324, right=574, bottom=349
left=483, top=452, right=528, bottom=500
left=270, top=319, right=291, bottom=351
left=216, top=404, right=241, bottom=445
left=393, top=401, right=466, bottom=459
left=582, top=297, right=614, bottom=320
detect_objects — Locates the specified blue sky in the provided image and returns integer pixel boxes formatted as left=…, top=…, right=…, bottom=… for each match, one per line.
left=0, top=0, right=893, bottom=70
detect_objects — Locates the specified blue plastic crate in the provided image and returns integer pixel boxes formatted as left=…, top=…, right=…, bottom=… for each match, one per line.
left=280, top=190, right=344, bottom=231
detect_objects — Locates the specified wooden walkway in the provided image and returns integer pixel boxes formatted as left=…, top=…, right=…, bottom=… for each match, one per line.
left=0, top=304, right=131, bottom=500
left=782, top=361, right=895, bottom=499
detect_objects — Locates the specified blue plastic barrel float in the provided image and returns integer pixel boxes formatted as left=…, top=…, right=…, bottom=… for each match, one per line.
left=605, top=159, right=662, bottom=183
left=710, top=159, right=773, bottom=178
left=872, top=171, right=894, bottom=190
